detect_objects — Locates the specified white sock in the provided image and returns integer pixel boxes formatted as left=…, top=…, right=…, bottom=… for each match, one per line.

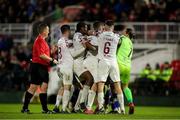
left=97, top=92, right=104, bottom=109
left=70, top=85, right=74, bottom=100
left=87, top=90, right=96, bottom=109
left=80, top=85, right=90, bottom=104
left=55, top=94, right=62, bottom=107
left=117, top=93, right=125, bottom=111
left=74, top=90, right=82, bottom=110
left=62, top=90, right=70, bottom=111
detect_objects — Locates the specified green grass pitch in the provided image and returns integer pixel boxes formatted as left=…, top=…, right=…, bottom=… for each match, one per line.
left=0, top=104, right=180, bottom=119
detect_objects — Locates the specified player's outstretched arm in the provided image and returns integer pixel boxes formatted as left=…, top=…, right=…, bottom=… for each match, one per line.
left=69, top=47, right=86, bottom=59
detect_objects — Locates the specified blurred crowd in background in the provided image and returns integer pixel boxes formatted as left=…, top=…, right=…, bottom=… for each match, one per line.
left=0, top=0, right=179, bottom=23
left=0, top=41, right=32, bottom=91
left=133, top=62, right=175, bottom=96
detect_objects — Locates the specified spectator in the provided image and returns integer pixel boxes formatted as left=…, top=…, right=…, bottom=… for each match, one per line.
left=147, top=63, right=161, bottom=82
left=0, top=42, right=32, bottom=91
left=135, top=63, right=152, bottom=95
left=0, top=0, right=179, bottom=23
left=140, top=63, right=152, bottom=79
left=156, top=62, right=173, bottom=95
left=147, top=63, right=161, bottom=94
left=159, top=62, right=173, bottom=82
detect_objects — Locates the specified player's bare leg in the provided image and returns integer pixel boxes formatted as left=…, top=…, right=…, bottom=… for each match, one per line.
left=96, top=82, right=105, bottom=114
left=122, top=83, right=134, bottom=114
left=28, top=84, right=38, bottom=94
left=21, top=84, right=38, bottom=113
left=73, top=89, right=83, bottom=112
left=79, top=71, right=93, bottom=110
left=68, top=85, right=75, bottom=110
left=62, top=85, right=71, bottom=113
left=53, top=87, right=64, bottom=113
left=85, top=83, right=97, bottom=114
left=72, top=76, right=84, bottom=113
left=114, top=82, right=125, bottom=114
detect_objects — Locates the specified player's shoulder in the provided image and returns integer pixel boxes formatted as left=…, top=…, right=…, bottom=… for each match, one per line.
left=88, top=35, right=97, bottom=40
left=98, top=32, right=106, bottom=38
left=35, top=35, right=45, bottom=44
left=114, top=33, right=120, bottom=38
left=88, top=35, right=98, bottom=45
left=119, top=35, right=127, bottom=40
left=58, top=37, right=64, bottom=44
left=73, top=32, right=83, bottom=39
left=112, top=33, right=119, bottom=41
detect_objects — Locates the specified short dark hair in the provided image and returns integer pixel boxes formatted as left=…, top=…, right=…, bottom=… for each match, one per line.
left=126, top=28, right=135, bottom=39
left=61, top=25, right=70, bottom=34
left=76, top=22, right=86, bottom=32
left=38, top=23, right=48, bottom=34
left=93, top=21, right=104, bottom=31
left=105, top=20, right=114, bottom=27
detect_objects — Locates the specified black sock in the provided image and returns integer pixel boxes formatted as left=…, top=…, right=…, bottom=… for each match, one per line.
left=39, top=93, right=48, bottom=111
left=23, top=91, right=33, bottom=110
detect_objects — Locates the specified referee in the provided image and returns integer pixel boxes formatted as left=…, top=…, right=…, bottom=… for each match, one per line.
left=21, top=23, right=58, bottom=114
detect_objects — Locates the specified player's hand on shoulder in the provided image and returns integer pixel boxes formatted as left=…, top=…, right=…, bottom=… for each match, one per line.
left=82, top=42, right=87, bottom=48
left=53, top=59, right=58, bottom=65
left=81, top=37, right=88, bottom=48
left=87, top=30, right=95, bottom=36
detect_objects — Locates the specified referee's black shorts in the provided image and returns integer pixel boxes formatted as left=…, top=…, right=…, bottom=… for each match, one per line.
left=30, top=63, right=49, bottom=85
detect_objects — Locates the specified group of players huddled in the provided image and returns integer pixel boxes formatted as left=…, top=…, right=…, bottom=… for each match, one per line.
left=21, top=20, right=135, bottom=115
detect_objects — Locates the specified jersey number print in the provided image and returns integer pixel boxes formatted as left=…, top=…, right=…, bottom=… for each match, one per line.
left=104, top=42, right=111, bottom=54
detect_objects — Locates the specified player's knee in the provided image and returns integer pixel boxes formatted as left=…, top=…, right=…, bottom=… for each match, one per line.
left=92, top=83, right=97, bottom=91
left=41, top=83, right=48, bottom=92
left=114, top=82, right=123, bottom=93
left=40, top=87, right=47, bottom=93
left=122, top=83, right=128, bottom=90
left=64, top=85, right=71, bottom=90
left=28, top=84, right=38, bottom=93
left=98, top=82, right=104, bottom=92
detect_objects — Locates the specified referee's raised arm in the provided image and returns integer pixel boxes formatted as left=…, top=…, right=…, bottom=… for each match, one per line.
left=21, top=23, right=56, bottom=114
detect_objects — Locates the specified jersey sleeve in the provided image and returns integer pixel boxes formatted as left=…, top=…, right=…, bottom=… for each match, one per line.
left=69, top=47, right=85, bottom=58
left=74, top=33, right=84, bottom=43
left=66, top=39, right=73, bottom=48
left=91, top=36, right=98, bottom=46
left=98, top=33, right=103, bottom=43
left=87, top=36, right=98, bottom=46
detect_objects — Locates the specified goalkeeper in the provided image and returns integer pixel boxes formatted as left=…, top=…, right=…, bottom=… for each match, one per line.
left=117, top=27, right=135, bottom=114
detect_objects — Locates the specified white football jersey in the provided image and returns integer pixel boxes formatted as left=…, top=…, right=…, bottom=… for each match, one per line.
left=57, top=37, right=73, bottom=64
left=86, top=35, right=98, bottom=57
left=98, top=31, right=119, bottom=61
left=73, top=32, right=86, bottom=60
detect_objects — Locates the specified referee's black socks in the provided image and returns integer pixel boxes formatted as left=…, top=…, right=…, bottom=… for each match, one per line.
left=39, top=93, right=48, bottom=111
left=23, top=91, right=33, bottom=110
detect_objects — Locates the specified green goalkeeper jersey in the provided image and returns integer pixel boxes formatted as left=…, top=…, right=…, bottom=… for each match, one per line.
left=117, top=35, right=133, bottom=68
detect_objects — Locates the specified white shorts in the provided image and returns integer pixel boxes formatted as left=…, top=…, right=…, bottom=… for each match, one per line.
left=97, top=59, right=120, bottom=83
left=57, top=64, right=73, bottom=85
left=48, top=66, right=63, bottom=95
left=83, top=56, right=98, bottom=82
left=74, top=59, right=87, bottom=77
